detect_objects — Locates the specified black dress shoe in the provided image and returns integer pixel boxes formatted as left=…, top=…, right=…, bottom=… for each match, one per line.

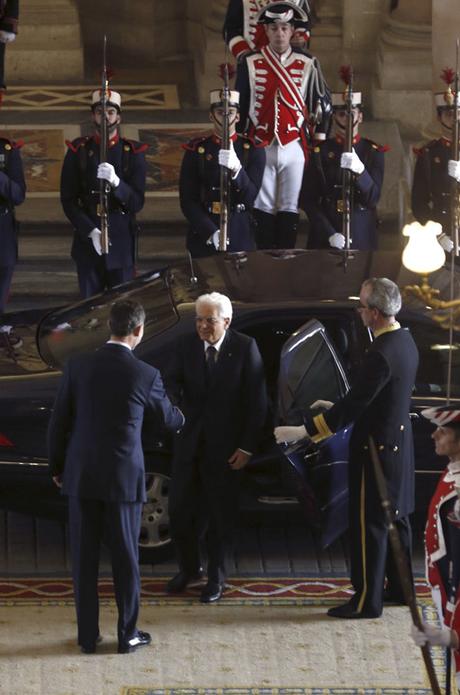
left=200, top=581, right=224, bottom=603
left=166, top=569, right=205, bottom=594
left=118, top=630, right=152, bottom=654
left=79, top=634, right=103, bottom=654
left=327, top=602, right=381, bottom=619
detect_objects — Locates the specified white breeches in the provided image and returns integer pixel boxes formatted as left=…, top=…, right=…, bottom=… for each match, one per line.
left=254, top=139, right=305, bottom=215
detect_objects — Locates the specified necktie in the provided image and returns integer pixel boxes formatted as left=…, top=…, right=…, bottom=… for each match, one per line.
left=206, top=345, right=217, bottom=377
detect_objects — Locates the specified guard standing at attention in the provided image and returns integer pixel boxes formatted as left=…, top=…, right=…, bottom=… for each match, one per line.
left=60, top=88, right=147, bottom=299
left=300, top=67, right=387, bottom=251
left=412, top=68, right=460, bottom=254
left=179, top=88, right=265, bottom=257
left=235, top=1, right=331, bottom=249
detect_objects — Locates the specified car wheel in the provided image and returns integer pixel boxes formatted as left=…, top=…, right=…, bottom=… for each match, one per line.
left=139, top=470, right=173, bottom=563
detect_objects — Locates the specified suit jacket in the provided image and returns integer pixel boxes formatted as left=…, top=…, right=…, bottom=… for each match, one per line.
left=47, top=343, right=184, bottom=503
left=164, top=329, right=268, bottom=471
left=304, top=326, right=419, bottom=517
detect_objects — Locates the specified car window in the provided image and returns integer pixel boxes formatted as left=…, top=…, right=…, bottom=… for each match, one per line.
left=37, top=272, right=178, bottom=369
left=401, top=315, right=460, bottom=397
left=278, top=320, right=349, bottom=424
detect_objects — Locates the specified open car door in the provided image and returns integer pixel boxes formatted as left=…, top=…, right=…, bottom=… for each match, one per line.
left=277, top=318, right=352, bottom=548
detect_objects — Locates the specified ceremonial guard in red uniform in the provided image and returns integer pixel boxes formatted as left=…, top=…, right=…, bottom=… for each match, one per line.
left=179, top=88, right=265, bottom=257
left=60, top=89, right=147, bottom=299
left=224, top=0, right=311, bottom=61
left=236, top=1, right=331, bottom=249
left=300, top=68, right=387, bottom=250
left=0, top=0, right=19, bottom=90
left=412, top=69, right=460, bottom=254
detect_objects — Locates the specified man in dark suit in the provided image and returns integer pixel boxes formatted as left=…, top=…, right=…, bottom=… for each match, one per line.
left=275, top=278, right=419, bottom=619
left=47, top=300, right=184, bottom=654
left=165, top=292, right=268, bottom=603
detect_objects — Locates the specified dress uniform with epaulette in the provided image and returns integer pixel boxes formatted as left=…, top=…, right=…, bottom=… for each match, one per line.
left=411, top=69, right=460, bottom=254
left=275, top=279, right=419, bottom=619
left=235, top=1, right=331, bottom=249
left=179, top=89, right=265, bottom=258
left=223, top=0, right=311, bottom=60
left=301, top=77, right=386, bottom=250
left=60, top=89, right=147, bottom=299
left=0, top=136, right=26, bottom=317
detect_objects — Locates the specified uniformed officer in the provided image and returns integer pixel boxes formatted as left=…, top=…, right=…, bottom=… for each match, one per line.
left=275, top=278, right=419, bottom=619
left=0, top=0, right=19, bottom=91
left=223, top=0, right=311, bottom=61
left=412, top=68, right=460, bottom=254
left=60, top=89, right=147, bottom=299
left=235, top=1, right=331, bottom=249
left=179, top=88, right=265, bottom=257
left=0, top=134, right=26, bottom=329
left=300, top=70, right=386, bottom=250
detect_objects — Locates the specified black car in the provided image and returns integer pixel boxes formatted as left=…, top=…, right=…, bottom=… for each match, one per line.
left=0, top=250, right=457, bottom=560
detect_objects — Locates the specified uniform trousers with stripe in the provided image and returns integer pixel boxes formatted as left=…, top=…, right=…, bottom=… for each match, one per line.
left=348, top=467, right=412, bottom=615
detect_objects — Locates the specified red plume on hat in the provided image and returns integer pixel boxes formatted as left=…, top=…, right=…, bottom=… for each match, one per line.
left=339, top=65, right=352, bottom=87
left=440, top=67, right=456, bottom=106
left=219, top=63, right=236, bottom=82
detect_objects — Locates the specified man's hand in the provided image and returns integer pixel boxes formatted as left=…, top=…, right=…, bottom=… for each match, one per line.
left=438, top=233, right=454, bottom=253
left=274, top=425, right=307, bottom=444
left=310, top=399, right=334, bottom=410
left=218, top=144, right=242, bottom=177
left=341, top=149, right=365, bottom=175
left=448, top=159, right=460, bottom=182
left=0, top=31, right=15, bottom=43
left=329, top=232, right=345, bottom=249
left=228, top=448, right=251, bottom=470
left=52, top=475, right=63, bottom=489
left=206, top=230, right=220, bottom=250
left=410, top=622, right=453, bottom=648
left=97, top=162, right=120, bottom=188
left=88, top=228, right=102, bottom=256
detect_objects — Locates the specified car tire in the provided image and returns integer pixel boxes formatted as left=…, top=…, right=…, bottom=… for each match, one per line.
left=138, top=461, right=174, bottom=564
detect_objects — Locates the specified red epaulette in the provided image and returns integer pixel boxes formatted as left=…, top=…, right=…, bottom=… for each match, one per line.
left=367, top=139, right=390, bottom=153
left=239, top=133, right=262, bottom=148
left=182, top=136, right=208, bottom=152
left=0, top=137, right=24, bottom=150
left=413, top=139, right=440, bottom=157
left=122, top=138, right=149, bottom=154
left=65, top=136, right=90, bottom=153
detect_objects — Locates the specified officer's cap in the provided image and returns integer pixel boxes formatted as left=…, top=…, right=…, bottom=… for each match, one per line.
left=91, top=88, right=121, bottom=112
left=331, top=92, right=362, bottom=109
left=257, top=1, right=308, bottom=25
left=209, top=89, right=240, bottom=109
left=422, top=405, right=460, bottom=428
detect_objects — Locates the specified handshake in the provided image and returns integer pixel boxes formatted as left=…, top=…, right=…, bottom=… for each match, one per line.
left=274, top=399, right=333, bottom=444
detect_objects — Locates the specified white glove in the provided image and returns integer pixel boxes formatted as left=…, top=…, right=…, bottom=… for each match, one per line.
left=448, top=159, right=460, bottom=183
left=0, top=30, right=16, bottom=43
left=439, top=233, right=454, bottom=253
left=218, top=145, right=242, bottom=177
left=310, top=399, right=334, bottom=410
left=97, top=162, right=120, bottom=188
left=88, top=228, right=102, bottom=256
left=206, top=230, right=220, bottom=250
left=341, top=149, right=365, bottom=175
left=410, top=622, right=452, bottom=648
left=329, top=232, right=346, bottom=249
left=274, top=425, right=307, bottom=444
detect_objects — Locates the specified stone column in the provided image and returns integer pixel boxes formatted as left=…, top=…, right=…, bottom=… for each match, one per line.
left=372, top=0, right=432, bottom=130
left=189, top=0, right=229, bottom=109
left=6, top=0, right=84, bottom=83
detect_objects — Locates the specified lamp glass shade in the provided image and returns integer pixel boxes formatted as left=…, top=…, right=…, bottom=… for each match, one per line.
left=402, top=221, right=446, bottom=274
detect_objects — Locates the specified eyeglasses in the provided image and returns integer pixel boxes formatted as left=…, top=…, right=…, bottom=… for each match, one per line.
left=195, top=316, right=223, bottom=325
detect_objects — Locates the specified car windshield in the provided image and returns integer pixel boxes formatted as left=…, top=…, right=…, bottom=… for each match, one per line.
left=37, top=272, right=179, bottom=369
